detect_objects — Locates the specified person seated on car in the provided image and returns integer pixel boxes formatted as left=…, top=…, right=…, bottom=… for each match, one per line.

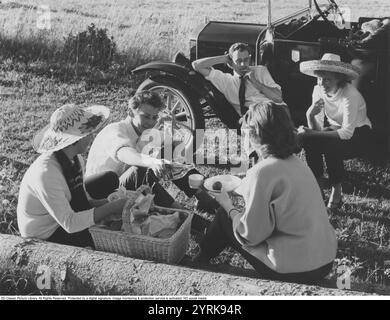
left=192, top=42, right=283, bottom=119
left=85, top=90, right=219, bottom=231
left=297, top=53, right=373, bottom=209
left=351, top=18, right=390, bottom=48
left=17, top=104, right=128, bottom=248
left=193, top=101, right=337, bottom=285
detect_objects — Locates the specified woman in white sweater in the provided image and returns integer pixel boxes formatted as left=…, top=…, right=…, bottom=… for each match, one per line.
left=298, top=53, right=372, bottom=208
left=17, top=104, right=128, bottom=248
left=194, top=102, right=337, bottom=284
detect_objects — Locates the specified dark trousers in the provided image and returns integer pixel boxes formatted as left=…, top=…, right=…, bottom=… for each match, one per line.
left=119, top=166, right=198, bottom=207
left=302, top=126, right=372, bottom=185
left=48, top=227, right=95, bottom=249
left=47, top=171, right=119, bottom=248
left=199, top=208, right=333, bottom=285
left=85, top=171, right=119, bottom=199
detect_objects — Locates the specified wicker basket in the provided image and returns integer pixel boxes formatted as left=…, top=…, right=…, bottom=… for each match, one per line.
left=89, top=206, right=193, bottom=264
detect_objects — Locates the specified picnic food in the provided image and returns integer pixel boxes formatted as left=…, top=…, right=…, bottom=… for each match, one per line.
left=212, top=181, right=222, bottom=191
left=108, top=186, right=140, bottom=203
left=107, top=185, right=152, bottom=203
left=164, top=162, right=195, bottom=180
left=122, top=193, right=182, bottom=239
left=148, top=212, right=181, bottom=238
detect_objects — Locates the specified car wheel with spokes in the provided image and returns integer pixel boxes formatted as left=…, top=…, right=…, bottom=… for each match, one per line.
left=137, top=78, right=205, bottom=160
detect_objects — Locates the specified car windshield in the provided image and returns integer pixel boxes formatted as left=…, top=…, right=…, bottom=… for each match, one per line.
left=280, top=0, right=390, bottom=23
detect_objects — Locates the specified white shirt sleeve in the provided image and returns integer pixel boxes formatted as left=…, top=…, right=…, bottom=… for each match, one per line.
left=255, top=66, right=281, bottom=90
left=233, top=166, right=276, bottom=246
left=312, top=86, right=324, bottom=129
left=312, top=85, right=321, bottom=102
left=205, top=68, right=231, bottom=95
left=336, top=95, right=359, bottom=140
left=33, top=165, right=95, bottom=233
left=139, top=128, right=164, bottom=155
left=108, top=124, right=138, bottom=162
left=117, top=128, right=163, bottom=167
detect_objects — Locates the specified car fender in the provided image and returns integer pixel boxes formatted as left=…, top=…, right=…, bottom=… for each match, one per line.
left=132, top=62, right=241, bottom=129
left=132, top=61, right=206, bottom=94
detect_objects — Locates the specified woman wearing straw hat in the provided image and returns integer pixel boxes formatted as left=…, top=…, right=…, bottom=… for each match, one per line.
left=17, top=104, right=128, bottom=248
left=298, top=53, right=372, bottom=209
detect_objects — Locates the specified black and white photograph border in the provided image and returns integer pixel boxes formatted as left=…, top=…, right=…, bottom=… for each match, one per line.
left=0, top=0, right=390, bottom=301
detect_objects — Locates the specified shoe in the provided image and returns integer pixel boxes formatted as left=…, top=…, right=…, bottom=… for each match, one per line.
left=327, top=184, right=343, bottom=209
left=195, top=199, right=218, bottom=215
left=327, top=198, right=343, bottom=209
left=195, top=190, right=219, bottom=215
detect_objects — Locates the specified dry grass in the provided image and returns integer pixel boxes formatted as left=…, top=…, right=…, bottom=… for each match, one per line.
left=1, top=61, right=390, bottom=293
left=1, top=0, right=390, bottom=66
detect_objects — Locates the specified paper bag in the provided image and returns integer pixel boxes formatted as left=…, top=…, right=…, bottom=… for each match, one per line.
left=148, top=212, right=181, bottom=238
left=122, top=193, right=155, bottom=234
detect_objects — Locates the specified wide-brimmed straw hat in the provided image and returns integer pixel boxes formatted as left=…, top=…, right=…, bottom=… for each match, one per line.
left=300, top=53, right=360, bottom=81
left=33, top=104, right=109, bottom=153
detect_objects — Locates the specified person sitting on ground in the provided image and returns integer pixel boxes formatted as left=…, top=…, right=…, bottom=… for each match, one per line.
left=297, top=53, right=372, bottom=209
left=192, top=42, right=283, bottom=120
left=17, top=104, right=127, bottom=248
left=194, top=101, right=337, bottom=285
left=85, top=90, right=218, bottom=232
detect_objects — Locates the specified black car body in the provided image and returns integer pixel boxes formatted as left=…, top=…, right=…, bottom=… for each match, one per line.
left=132, top=0, right=389, bottom=159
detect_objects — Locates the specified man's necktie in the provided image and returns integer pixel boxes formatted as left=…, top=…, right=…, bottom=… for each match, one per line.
left=239, top=75, right=247, bottom=116
left=323, top=112, right=330, bottom=128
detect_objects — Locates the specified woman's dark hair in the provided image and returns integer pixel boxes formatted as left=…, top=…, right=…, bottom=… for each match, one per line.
left=228, top=42, right=251, bottom=57
left=128, top=90, right=165, bottom=115
left=314, top=70, right=350, bottom=88
left=242, top=101, right=299, bottom=159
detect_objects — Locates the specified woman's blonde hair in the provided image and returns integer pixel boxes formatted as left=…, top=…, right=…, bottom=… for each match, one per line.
left=242, top=101, right=299, bottom=159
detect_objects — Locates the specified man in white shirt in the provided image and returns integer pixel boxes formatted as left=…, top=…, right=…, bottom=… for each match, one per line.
left=192, top=42, right=283, bottom=117
left=86, top=90, right=219, bottom=219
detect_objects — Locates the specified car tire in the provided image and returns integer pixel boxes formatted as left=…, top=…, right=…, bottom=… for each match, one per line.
left=137, top=78, right=205, bottom=160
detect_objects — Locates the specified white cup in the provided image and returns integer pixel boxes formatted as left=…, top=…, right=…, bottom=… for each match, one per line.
left=188, top=174, right=204, bottom=189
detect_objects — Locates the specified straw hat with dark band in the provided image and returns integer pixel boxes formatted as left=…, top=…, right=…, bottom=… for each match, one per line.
left=33, top=104, right=110, bottom=153
left=300, top=53, right=361, bottom=81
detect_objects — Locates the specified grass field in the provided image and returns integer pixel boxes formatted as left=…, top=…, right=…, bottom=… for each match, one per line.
left=1, top=0, right=390, bottom=67
left=1, top=0, right=390, bottom=294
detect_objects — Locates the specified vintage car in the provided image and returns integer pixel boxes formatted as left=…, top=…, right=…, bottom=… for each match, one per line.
left=132, top=0, right=389, bottom=160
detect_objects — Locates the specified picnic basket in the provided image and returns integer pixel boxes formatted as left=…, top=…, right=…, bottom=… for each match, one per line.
left=89, top=204, right=193, bottom=264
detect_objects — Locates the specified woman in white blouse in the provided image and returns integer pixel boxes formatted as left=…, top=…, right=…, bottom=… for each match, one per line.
left=17, top=104, right=128, bottom=248
left=194, top=102, right=337, bottom=285
left=298, top=53, right=372, bottom=209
